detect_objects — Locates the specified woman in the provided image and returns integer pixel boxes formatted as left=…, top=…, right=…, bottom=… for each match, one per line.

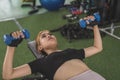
left=2, top=18, right=105, bottom=80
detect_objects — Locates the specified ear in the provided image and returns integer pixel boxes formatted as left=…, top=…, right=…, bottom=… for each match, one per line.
left=38, top=45, right=43, bottom=52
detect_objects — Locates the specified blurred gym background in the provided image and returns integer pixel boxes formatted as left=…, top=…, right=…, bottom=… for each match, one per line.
left=0, top=0, right=120, bottom=80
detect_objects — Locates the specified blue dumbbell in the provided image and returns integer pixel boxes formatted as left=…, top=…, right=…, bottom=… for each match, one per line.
left=79, top=12, right=100, bottom=28
left=3, top=29, right=30, bottom=45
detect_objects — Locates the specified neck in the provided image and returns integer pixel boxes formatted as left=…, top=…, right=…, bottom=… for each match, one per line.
left=44, top=48, right=59, bottom=55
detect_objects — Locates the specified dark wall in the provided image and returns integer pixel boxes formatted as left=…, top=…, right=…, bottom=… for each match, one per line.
left=94, top=0, right=120, bottom=23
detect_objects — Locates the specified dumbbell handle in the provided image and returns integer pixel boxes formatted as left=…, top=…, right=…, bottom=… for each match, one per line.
left=79, top=12, right=100, bottom=28
left=13, top=18, right=31, bottom=42
left=3, top=29, right=30, bottom=45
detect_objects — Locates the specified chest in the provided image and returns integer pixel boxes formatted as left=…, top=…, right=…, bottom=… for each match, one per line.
left=39, top=49, right=84, bottom=79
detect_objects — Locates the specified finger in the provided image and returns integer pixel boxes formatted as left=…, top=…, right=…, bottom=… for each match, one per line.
left=16, top=31, right=25, bottom=38
left=12, top=32, right=18, bottom=39
left=84, top=17, right=87, bottom=20
left=88, top=16, right=95, bottom=20
left=16, top=31, right=22, bottom=38
left=20, top=31, right=25, bottom=38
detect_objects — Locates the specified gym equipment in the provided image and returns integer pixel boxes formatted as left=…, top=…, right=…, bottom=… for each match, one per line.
left=70, top=0, right=96, bottom=14
left=63, top=14, right=74, bottom=19
left=63, top=14, right=79, bottom=22
left=12, top=19, right=44, bottom=58
left=79, top=12, right=100, bottom=28
left=67, top=15, right=79, bottom=22
left=70, top=7, right=82, bottom=15
left=21, top=0, right=42, bottom=15
left=3, top=29, right=30, bottom=45
left=39, top=0, right=65, bottom=11
left=70, top=0, right=81, bottom=8
left=92, top=0, right=120, bottom=40
left=3, top=19, right=30, bottom=45
left=51, top=13, right=101, bottom=42
left=100, top=23, right=120, bottom=40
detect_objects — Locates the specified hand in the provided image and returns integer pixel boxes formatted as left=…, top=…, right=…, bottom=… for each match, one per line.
left=89, top=21, right=99, bottom=27
left=9, top=31, right=24, bottom=47
left=86, top=16, right=100, bottom=27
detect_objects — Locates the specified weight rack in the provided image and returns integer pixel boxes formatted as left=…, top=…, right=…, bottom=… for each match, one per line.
left=100, top=23, right=120, bottom=40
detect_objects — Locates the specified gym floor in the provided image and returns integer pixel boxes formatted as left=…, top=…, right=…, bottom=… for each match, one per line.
left=0, top=0, right=120, bottom=80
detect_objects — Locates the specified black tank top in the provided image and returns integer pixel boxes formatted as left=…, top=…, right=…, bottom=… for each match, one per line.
left=28, top=48, right=85, bottom=80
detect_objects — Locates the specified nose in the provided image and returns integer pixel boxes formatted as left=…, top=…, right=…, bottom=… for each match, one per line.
left=47, top=34, right=51, bottom=38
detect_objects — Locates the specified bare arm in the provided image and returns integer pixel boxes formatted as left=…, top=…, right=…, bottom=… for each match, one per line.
left=2, top=31, right=32, bottom=80
left=84, top=25, right=103, bottom=57
left=2, top=46, right=31, bottom=80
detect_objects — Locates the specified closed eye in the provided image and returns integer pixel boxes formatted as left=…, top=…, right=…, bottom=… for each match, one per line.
left=41, top=34, right=46, bottom=38
left=41, top=33, right=53, bottom=38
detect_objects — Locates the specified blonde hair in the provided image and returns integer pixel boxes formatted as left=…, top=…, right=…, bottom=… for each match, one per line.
left=35, top=30, right=49, bottom=52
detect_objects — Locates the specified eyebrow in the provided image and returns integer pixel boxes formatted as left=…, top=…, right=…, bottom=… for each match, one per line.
left=40, top=32, right=52, bottom=38
left=41, top=32, right=50, bottom=35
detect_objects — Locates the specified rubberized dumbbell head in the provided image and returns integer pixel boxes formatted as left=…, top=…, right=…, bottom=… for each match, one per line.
left=79, top=12, right=100, bottom=28
left=79, top=19, right=87, bottom=28
left=93, top=12, right=100, bottom=22
left=3, top=29, right=30, bottom=45
left=22, top=29, right=30, bottom=39
left=3, top=34, right=13, bottom=45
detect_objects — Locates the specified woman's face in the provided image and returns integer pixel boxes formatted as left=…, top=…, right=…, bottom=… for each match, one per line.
left=38, top=31, right=58, bottom=51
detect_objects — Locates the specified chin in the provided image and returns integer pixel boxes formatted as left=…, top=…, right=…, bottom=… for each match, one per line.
left=48, top=42, right=57, bottom=47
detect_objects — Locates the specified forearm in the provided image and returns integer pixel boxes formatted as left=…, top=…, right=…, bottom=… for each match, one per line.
left=84, top=25, right=103, bottom=57
left=2, top=46, right=16, bottom=79
left=93, top=25, right=103, bottom=51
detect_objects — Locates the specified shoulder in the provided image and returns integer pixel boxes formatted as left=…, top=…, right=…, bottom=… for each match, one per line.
left=28, top=58, right=45, bottom=67
left=62, top=48, right=85, bottom=60
left=65, top=48, right=85, bottom=53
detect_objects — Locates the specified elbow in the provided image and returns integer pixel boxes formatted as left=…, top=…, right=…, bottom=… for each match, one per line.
left=94, top=45, right=103, bottom=53
left=97, top=47, right=103, bottom=53
left=94, top=43, right=103, bottom=53
left=100, top=44, right=103, bottom=52
left=100, top=47, right=103, bottom=52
